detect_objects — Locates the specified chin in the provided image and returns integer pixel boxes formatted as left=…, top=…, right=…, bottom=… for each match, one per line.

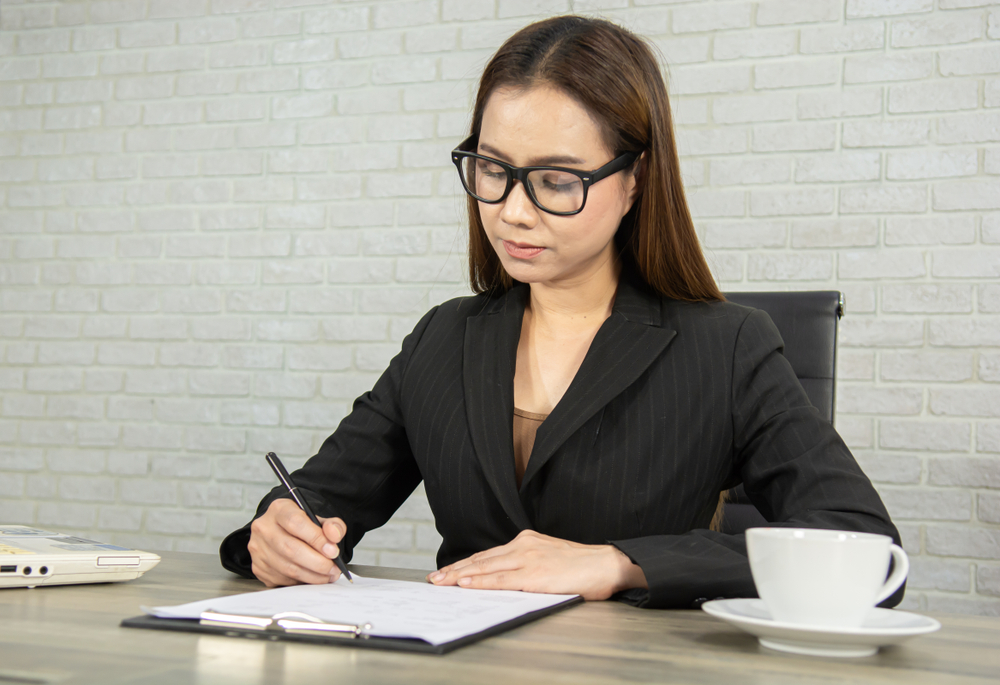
left=490, top=246, right=540, bottom=281
left=500, top=263, right=546, bottom=285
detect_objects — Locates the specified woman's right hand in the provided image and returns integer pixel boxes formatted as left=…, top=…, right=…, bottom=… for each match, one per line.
left=247, top=498, right=348, bottom=587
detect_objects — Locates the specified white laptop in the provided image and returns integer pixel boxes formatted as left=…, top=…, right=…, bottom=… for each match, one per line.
left=0, top=525, right=160, bottom=588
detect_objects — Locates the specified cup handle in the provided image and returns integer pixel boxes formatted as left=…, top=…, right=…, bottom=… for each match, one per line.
left=874, top=544, right=909, bottom=606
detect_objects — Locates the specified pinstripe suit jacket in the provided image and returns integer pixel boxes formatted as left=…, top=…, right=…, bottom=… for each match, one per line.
left=221, top=277, right=901, bottom=609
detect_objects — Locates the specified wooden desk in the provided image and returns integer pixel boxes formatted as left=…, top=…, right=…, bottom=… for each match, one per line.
left=1, top=552, right=997, bottom=685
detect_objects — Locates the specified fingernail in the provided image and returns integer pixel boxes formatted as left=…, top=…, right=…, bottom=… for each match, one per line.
left=322, top=544, right=337, bottom=557
left=458, top=577, right=470, bottom=586
left=429, top=572, right=443, bottom=583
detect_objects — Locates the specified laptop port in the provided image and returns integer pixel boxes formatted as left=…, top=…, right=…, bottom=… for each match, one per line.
left=23, top=566, right=32, bottom=575
left=40, top=566, right=49, bottom=575
left=0, top=565, right=15, bottom=573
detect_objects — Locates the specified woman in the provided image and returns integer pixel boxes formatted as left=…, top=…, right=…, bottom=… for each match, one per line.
left=221, top=16, right=902, bottom=609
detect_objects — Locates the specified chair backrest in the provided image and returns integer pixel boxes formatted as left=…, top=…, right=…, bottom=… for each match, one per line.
left=724, top=291, right=844, bottom=425
left=719, top=291, right=844, bottom=535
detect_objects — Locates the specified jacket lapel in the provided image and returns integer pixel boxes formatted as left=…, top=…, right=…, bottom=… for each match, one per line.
left=463, top=286, right=533, bottom=530
left=519, top=279, right=677, bottom=492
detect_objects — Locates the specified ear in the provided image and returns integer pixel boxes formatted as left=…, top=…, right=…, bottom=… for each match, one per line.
left=623, top=151, right=646, bottom=210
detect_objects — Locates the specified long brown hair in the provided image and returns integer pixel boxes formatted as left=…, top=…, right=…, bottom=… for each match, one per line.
left=466, top=15, right=722, bottom=303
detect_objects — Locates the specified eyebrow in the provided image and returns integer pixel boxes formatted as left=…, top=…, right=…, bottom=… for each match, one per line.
left=478, top=142, right=587, bottom=167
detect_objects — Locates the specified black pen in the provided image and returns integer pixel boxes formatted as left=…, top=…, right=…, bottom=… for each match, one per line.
left=265, top=452, right=353, bottom=584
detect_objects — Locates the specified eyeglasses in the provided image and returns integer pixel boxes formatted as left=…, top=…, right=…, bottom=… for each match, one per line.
left=451, top=136, right=640, bottom=216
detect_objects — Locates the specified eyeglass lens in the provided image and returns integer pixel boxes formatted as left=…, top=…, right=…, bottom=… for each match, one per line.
left=459, top=157, right=585, bottom=214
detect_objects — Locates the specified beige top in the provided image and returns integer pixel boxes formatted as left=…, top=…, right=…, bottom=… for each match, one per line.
left=513, top=407, right=548, bottom=487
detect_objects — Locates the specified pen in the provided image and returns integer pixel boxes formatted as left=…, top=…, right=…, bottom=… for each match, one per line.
left=265, top=452, right=353, bottom=584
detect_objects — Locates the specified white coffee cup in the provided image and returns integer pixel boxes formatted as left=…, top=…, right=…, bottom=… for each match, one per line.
left=746, top=528, right=909, bottom=629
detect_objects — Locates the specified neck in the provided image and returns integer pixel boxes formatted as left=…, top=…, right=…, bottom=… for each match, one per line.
left=526, top=255, right=621, bottom=332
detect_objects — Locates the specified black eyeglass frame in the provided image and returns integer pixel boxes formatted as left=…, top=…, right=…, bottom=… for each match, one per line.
left=451, top=136, right=641, bottom=217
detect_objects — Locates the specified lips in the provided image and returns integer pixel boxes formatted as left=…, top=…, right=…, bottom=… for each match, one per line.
left=502, top=240, right=544, bottom=259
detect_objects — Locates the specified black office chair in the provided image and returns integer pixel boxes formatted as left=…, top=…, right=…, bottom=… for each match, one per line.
left=717, top=291, right=845, bottom=535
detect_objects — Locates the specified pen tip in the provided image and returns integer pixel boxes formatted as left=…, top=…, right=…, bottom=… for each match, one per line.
left=348, top=577, right=354, bottom=584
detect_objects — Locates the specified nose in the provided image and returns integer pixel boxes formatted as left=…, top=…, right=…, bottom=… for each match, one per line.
left=498, top=180, right=539, bottom=228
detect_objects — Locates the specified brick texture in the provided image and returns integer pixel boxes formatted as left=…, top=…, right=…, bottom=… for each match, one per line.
left=0, top=1, right=997, bottom=600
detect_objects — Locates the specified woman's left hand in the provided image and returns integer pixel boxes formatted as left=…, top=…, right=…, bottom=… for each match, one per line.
left=425, top=530, right=647, bottom=600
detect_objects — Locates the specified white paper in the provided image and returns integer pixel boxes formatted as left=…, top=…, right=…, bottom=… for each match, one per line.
left=144, top=574, right=578, bottom=646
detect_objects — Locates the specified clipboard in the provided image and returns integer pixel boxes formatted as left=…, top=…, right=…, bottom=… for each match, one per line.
left=121, top=595, right=583, bottom=655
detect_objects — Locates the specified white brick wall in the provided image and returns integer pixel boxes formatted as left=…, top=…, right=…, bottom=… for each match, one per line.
left=1, top=0, right=998, bottom=613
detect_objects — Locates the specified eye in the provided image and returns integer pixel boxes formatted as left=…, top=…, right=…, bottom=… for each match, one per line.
left=476, top=159, right=506, bottom=179
left=539, top=171, right=580, bottom=193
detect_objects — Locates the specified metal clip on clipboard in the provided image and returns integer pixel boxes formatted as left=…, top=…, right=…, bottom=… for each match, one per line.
left=200, top=609, right=372, bottom=639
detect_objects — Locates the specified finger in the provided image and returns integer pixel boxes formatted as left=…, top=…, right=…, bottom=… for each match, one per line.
left=309, top=517, right=347, bottom=560
left=276, top=506, right=333, bottom=556
left=434, top=551, right=523, bottom=586
left=456, top=569, right=524, bottom=591
left=429, top=554, right=479, bottom=584
left=435, top=558, right=467, bottom=575
left=254, top=558, right=332, bottom=587
left=437, top=549, right=484, bottom=572
left=435, top=550, right=481, bottom=576
left=320, top=517, right=347, bottom=545
left=432, top=552, right=493, bottom=581
left=430, top=537, right=531, bottom=582
left=457, top=552, right=522, bottom=577
left=252, top=556, right=301, bottom=588
left=251, top=543, right=334, bottom=587
left=268, top=531, right=337, bottom=579
left=249, top=502, right=337, bottom=586
left=257, top=510, right=336, bottom=578
left=253, top=562, right=290, bottom=589
left=445, top=542, right=517, bottom=573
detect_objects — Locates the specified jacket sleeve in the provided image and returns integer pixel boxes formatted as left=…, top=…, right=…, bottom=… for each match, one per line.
left=219, top=306, right=438, bottom=579
left=609, top=308, right=903, bottom=609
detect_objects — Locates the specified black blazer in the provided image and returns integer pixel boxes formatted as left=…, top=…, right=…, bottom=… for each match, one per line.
left=221, top=278, right=902, bottom=609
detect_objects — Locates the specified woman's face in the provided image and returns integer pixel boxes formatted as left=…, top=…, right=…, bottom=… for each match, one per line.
left=476, top=86, right=639, bottom=289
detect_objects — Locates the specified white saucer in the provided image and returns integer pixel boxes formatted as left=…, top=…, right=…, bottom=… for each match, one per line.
left=701, top=599, right=941, bottom=658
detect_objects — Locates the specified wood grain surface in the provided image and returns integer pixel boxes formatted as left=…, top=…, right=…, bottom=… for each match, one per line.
left=0, top=552, right=996, bottom=685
